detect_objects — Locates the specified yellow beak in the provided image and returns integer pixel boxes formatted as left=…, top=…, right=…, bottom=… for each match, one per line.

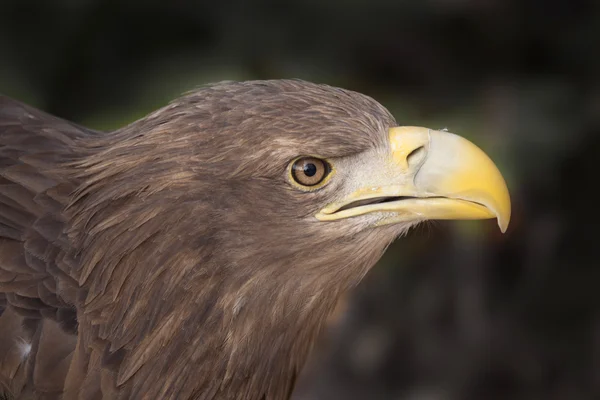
left=315, top=126, right=511, bottom=232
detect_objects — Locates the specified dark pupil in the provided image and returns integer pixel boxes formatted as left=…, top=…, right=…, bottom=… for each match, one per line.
left=303, top=163, right=317, bottom=177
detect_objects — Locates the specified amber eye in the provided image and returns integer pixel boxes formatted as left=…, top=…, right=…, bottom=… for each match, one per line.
left=290, top=157, right=331, bottom=187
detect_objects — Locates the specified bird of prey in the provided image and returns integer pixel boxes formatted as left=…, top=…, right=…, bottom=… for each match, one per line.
left=0, top=80, right=510, bottom=400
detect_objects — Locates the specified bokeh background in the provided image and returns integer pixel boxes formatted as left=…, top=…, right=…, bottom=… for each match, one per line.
left=1, top=0, right=599, bottom=399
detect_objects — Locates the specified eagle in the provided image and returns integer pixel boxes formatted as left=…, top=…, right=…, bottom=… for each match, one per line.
left=0, top=80, right=510, bottom=400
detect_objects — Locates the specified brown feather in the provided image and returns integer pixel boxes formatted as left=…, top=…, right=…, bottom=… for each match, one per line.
left=0, top=80, right=402, bottom=399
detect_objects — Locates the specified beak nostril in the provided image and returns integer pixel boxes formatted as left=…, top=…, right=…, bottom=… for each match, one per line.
left=406, top=145, right=426, bottom=167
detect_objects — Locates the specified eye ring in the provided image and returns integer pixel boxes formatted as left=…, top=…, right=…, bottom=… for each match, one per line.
left=288, top=157, right=333, bottom=190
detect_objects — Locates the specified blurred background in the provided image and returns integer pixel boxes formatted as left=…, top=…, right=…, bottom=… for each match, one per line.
left=1, top=0, right=599, bottom=398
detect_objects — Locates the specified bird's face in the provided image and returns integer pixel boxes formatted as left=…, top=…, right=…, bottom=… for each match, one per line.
left=103, top=79, right=510, bottom=291
left=287, top=126, right=510, bottom=233
left=127, top=80, right=510, bottom=290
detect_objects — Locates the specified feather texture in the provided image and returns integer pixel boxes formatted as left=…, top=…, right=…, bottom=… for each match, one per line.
left=0, top=96, right=89, bottom=399
left=0, top=80, right=399, bottom=399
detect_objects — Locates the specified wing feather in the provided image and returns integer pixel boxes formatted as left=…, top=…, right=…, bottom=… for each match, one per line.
left=1, top=94, right=220, bottom=399
left=0, top=96, right=91, bottom=398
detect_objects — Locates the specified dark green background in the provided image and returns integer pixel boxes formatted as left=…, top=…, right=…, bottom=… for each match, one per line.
left=1, top=0, right=599, bottom=398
